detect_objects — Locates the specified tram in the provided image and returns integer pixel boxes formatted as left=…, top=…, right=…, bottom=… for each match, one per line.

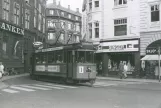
left=30, top=42, right=97, bottom=85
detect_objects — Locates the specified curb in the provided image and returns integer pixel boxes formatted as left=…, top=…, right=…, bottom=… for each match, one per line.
left=96, top=77, right=161, bottom=83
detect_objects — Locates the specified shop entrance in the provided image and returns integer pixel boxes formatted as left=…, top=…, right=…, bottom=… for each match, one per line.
left=108, top=52, right=135, bottom=76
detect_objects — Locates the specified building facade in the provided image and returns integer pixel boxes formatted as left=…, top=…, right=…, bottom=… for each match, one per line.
left=82, top=0, right=141, bottom=76
left=0, top=0, right=46, bottom=73
left=46, top=0, right=81, bottom=46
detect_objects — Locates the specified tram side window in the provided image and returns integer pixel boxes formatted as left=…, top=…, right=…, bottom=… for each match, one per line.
left=36, top=54, right=41, bottom=64
left=86, top=51, right=94, bottom=63
left=48, top=52, right=55, bottom=63
left=41, top=53, right=47, bottom=64
left=55, top=51, right=64, bottom=63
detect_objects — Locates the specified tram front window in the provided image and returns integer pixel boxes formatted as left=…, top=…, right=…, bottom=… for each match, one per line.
left=86, top=51, right=94, bottom=63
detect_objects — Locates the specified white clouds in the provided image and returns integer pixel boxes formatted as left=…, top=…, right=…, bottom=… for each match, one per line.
left=47, top=0, right=83, bottom=12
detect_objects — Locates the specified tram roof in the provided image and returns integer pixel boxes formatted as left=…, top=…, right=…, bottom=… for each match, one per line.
left=35, top=42, right=95, bottom=53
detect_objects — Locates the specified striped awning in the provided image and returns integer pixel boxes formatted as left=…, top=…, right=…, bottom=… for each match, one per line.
left=141, top=55, right=161, bottom=61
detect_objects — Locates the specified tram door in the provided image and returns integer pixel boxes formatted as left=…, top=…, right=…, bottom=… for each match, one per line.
left=66, top=50, right=74, bottom=79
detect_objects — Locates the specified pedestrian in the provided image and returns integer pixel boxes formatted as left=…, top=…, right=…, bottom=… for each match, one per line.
left=0, top=62, right=4, bottom=77
left=123, top=62, right=128, bottom=78
left=119, top=61, right=124, bottom=79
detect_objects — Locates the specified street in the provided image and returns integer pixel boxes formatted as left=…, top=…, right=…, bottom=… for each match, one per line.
left=0, top=76, right=161, bottom=108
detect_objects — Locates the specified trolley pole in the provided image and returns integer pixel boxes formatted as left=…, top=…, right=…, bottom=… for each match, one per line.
left=158, top=47, right=161, bottom=82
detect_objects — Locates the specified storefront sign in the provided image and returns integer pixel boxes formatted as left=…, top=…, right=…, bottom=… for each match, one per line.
left=35, top=65, right=45, bottom=71
left=96, top=40, right=139, bottom=53
left=48, top=65, right=60, bottom=72
left=146, top=48, right=158, bottom=55
left=0, top=22, right=24, bottom=35
left=35, top=47, right=63, bottom=53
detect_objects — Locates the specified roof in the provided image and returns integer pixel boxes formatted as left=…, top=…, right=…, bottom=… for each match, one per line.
left=46, top=3, right=81, bottom=16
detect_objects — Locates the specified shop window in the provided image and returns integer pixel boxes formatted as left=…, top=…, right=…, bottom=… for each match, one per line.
left=95, top=1, right=99, bottom=8
left=114, top=0, right=127, bottom=6
left=2, top=42, right=7, bottom=54
left=114, top=18, right=127, bottom=36
left=151, top=5, right=160, bottom=22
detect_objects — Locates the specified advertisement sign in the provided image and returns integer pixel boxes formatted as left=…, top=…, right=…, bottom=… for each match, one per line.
left=97, top=40, right=139, bottom=53
left=35, top=65, right=45, bottom=71
left=48, top=65, right=60, bottom=72
left=146, top=48, right=158, bottom=55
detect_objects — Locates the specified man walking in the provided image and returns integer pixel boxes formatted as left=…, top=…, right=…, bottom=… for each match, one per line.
left=123, top=62, right=128, bottom=78
left=0, top=62, right=4, bottom=78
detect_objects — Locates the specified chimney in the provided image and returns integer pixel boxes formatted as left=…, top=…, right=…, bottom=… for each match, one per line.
left=68, top=5, right=70, bottom=9
left=53, top=0, right=56, bottom=5
left=58, top=1, right=61, bottom=6
left=76, top=8, right=79, bottom=12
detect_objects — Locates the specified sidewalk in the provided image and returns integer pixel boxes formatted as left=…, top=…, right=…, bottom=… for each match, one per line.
left=97, top=76, right=161, bottom=83
left=0, top=73, right=29, bottom=89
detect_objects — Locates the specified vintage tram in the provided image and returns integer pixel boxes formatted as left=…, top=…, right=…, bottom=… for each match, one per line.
left=30, top=42, right=97, bottom=85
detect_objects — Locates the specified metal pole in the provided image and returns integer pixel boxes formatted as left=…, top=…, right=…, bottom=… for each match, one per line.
left=158, top=47, right=160, bottom=82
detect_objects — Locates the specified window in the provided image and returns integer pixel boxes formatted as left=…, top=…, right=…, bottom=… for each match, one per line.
left=2, top=42, right=7, bottom=54
left=114, top=0, right=127, bottom=6
left=114, top=18, right=127, bottom=36
left=68, top=22, right=72, bottom=29
left=34, top=10, right=37, bottom=27
left=48, top=33, right=55, bottom=40
left=47, top=20, right=56, bottom=28
left=95, top=1, right=99, bottom=7
left=94, top=22, right=99, bottom=38
left=88, top=23, right=92, bottom=38
left=75, top=16, right=79, bottom=20
left=60, top=21, right=65, bottom=29
left=39, top=4, right=41, bottom=13
left=38, top=14, right=41, bottom=30
left=14, top=3, right=20, bottom=25
left=68, top=14, right=71, bottom=19
left=76, top=23, right=80, bottom=32
left=25, top=9, right=30, bottom=29
left=3, top=0, right=10, bottom=21
left=61, top=11, right=64, bottom=16
left=43, top=17, right=45, bottom=33
left=34, top=0, right=37, bottom=8
left=151, top=5, right=160, bottom=22
left=89, top=0, right=92, bottom=11
left=59, top=33, right=65, bottom=41
left=49, top=10, right=54, bottom=15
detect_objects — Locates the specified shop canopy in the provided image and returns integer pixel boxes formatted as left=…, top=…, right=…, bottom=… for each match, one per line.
left=141, top=55, right=161, bottom=61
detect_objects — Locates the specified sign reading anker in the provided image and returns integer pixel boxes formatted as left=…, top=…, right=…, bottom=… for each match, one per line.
left=0, top=22, right=24, bottom=35
left=96, top=40, right=139, bottom=53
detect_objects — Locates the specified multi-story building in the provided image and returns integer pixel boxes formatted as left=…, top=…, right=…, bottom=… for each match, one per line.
left=0, top=0, right=46, bottom=73
left=82, top=0, right=140, bottom=76
left=46, top=0, right=81, bottom=46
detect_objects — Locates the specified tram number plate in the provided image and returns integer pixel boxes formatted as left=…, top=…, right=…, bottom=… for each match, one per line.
left=79, top=66, right=84, bottom=73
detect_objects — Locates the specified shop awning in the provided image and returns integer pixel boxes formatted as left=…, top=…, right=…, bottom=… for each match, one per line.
left=141, top=55, right=161, bottom=60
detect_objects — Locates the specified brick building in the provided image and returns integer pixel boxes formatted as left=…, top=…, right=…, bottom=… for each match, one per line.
left=0, top=0, right=46, bottom=73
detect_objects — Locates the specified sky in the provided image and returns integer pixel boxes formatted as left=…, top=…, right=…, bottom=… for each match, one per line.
left=47, top=0, right=83, bottom=12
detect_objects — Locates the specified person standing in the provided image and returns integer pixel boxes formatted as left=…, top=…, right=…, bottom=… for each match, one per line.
left=119, top=61, right=124, bottom=79
left=123, top=62, right=128, bottom=78
left=0, top=62, right=4, bottom=76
